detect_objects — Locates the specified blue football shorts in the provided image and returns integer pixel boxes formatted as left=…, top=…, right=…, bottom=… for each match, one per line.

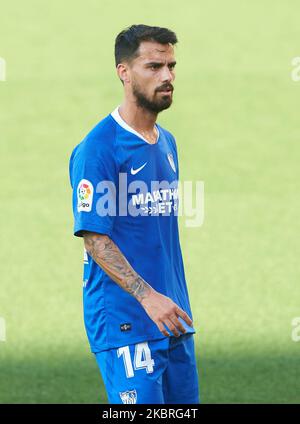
left=94, top=333, right=200, bottom=404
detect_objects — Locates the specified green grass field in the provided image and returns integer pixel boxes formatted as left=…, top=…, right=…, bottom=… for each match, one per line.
left=1, top=0, right=300, bottom=403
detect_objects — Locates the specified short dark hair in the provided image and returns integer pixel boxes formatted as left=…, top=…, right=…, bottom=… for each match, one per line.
left=114, top=24, right=178, bottom=67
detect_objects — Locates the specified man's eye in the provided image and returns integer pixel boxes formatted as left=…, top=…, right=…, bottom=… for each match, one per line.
left=151, top=65, right=159, bottom=70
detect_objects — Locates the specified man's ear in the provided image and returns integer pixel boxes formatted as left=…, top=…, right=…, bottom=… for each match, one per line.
left=116, top=63, right=130, bottom=84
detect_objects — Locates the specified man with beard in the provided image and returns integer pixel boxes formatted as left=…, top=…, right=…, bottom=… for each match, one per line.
left=69, top=25, right=200, bottom=404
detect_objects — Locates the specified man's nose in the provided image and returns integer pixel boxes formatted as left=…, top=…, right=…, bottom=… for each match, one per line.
left=161, top=66, right=173, bottom=82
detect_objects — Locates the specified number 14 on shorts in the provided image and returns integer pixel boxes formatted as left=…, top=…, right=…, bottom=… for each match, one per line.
left=117, top=342, right=155, bottom=378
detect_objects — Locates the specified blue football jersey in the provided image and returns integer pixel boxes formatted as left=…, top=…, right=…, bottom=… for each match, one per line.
left=69, top=107, right=195, bottom=353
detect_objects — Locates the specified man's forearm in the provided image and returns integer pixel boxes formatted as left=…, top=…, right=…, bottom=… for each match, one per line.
left=82, top=231, right=192, bottom=338
left=82, top=231, right=152, bottom=302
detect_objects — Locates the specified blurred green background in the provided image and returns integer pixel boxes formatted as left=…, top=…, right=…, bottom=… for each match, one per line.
left=1, top=0, right=300, bottom=404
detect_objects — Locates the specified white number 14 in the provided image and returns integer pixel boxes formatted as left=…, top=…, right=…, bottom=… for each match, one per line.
left=117, top=342, right=155, bottom=378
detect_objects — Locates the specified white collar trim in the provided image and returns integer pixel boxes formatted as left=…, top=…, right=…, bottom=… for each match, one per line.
left=111, top=106, right=160, bottom=144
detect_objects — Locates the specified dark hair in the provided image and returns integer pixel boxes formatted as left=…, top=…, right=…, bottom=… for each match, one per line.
left=114, top=24, right=178, bottom=67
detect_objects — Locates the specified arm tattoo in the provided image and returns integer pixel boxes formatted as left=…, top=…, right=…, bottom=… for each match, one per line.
left=83, top=232, right=152, bottom=302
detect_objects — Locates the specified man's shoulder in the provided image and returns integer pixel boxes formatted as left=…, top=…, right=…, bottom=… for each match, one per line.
left=157, top=124, right=177, bottom=149
left=83, top=113, right=117, bottom=149
left=71, top=113, right=117, bottom=159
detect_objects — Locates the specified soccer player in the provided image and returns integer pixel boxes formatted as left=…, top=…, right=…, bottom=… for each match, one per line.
left=69, top=24, right=200, bottom=404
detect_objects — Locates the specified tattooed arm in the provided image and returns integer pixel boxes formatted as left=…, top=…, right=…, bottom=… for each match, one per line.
left=82, top=231, right=193, bottom=337
left=83, top=230, right=152, bottom=302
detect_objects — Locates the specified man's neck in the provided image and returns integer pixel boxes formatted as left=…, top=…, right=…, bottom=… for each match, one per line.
left=118, top=100, right=157, bottom=134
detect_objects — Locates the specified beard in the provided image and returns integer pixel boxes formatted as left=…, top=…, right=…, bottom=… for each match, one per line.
left=132, top=80, right=173, bottom=113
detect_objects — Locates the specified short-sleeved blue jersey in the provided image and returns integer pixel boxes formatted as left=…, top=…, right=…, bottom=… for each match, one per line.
left=69, top=107, right=195, bottom=353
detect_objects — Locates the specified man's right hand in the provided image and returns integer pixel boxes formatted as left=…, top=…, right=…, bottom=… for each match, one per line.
left=140, top=289, right=193, bottom=338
